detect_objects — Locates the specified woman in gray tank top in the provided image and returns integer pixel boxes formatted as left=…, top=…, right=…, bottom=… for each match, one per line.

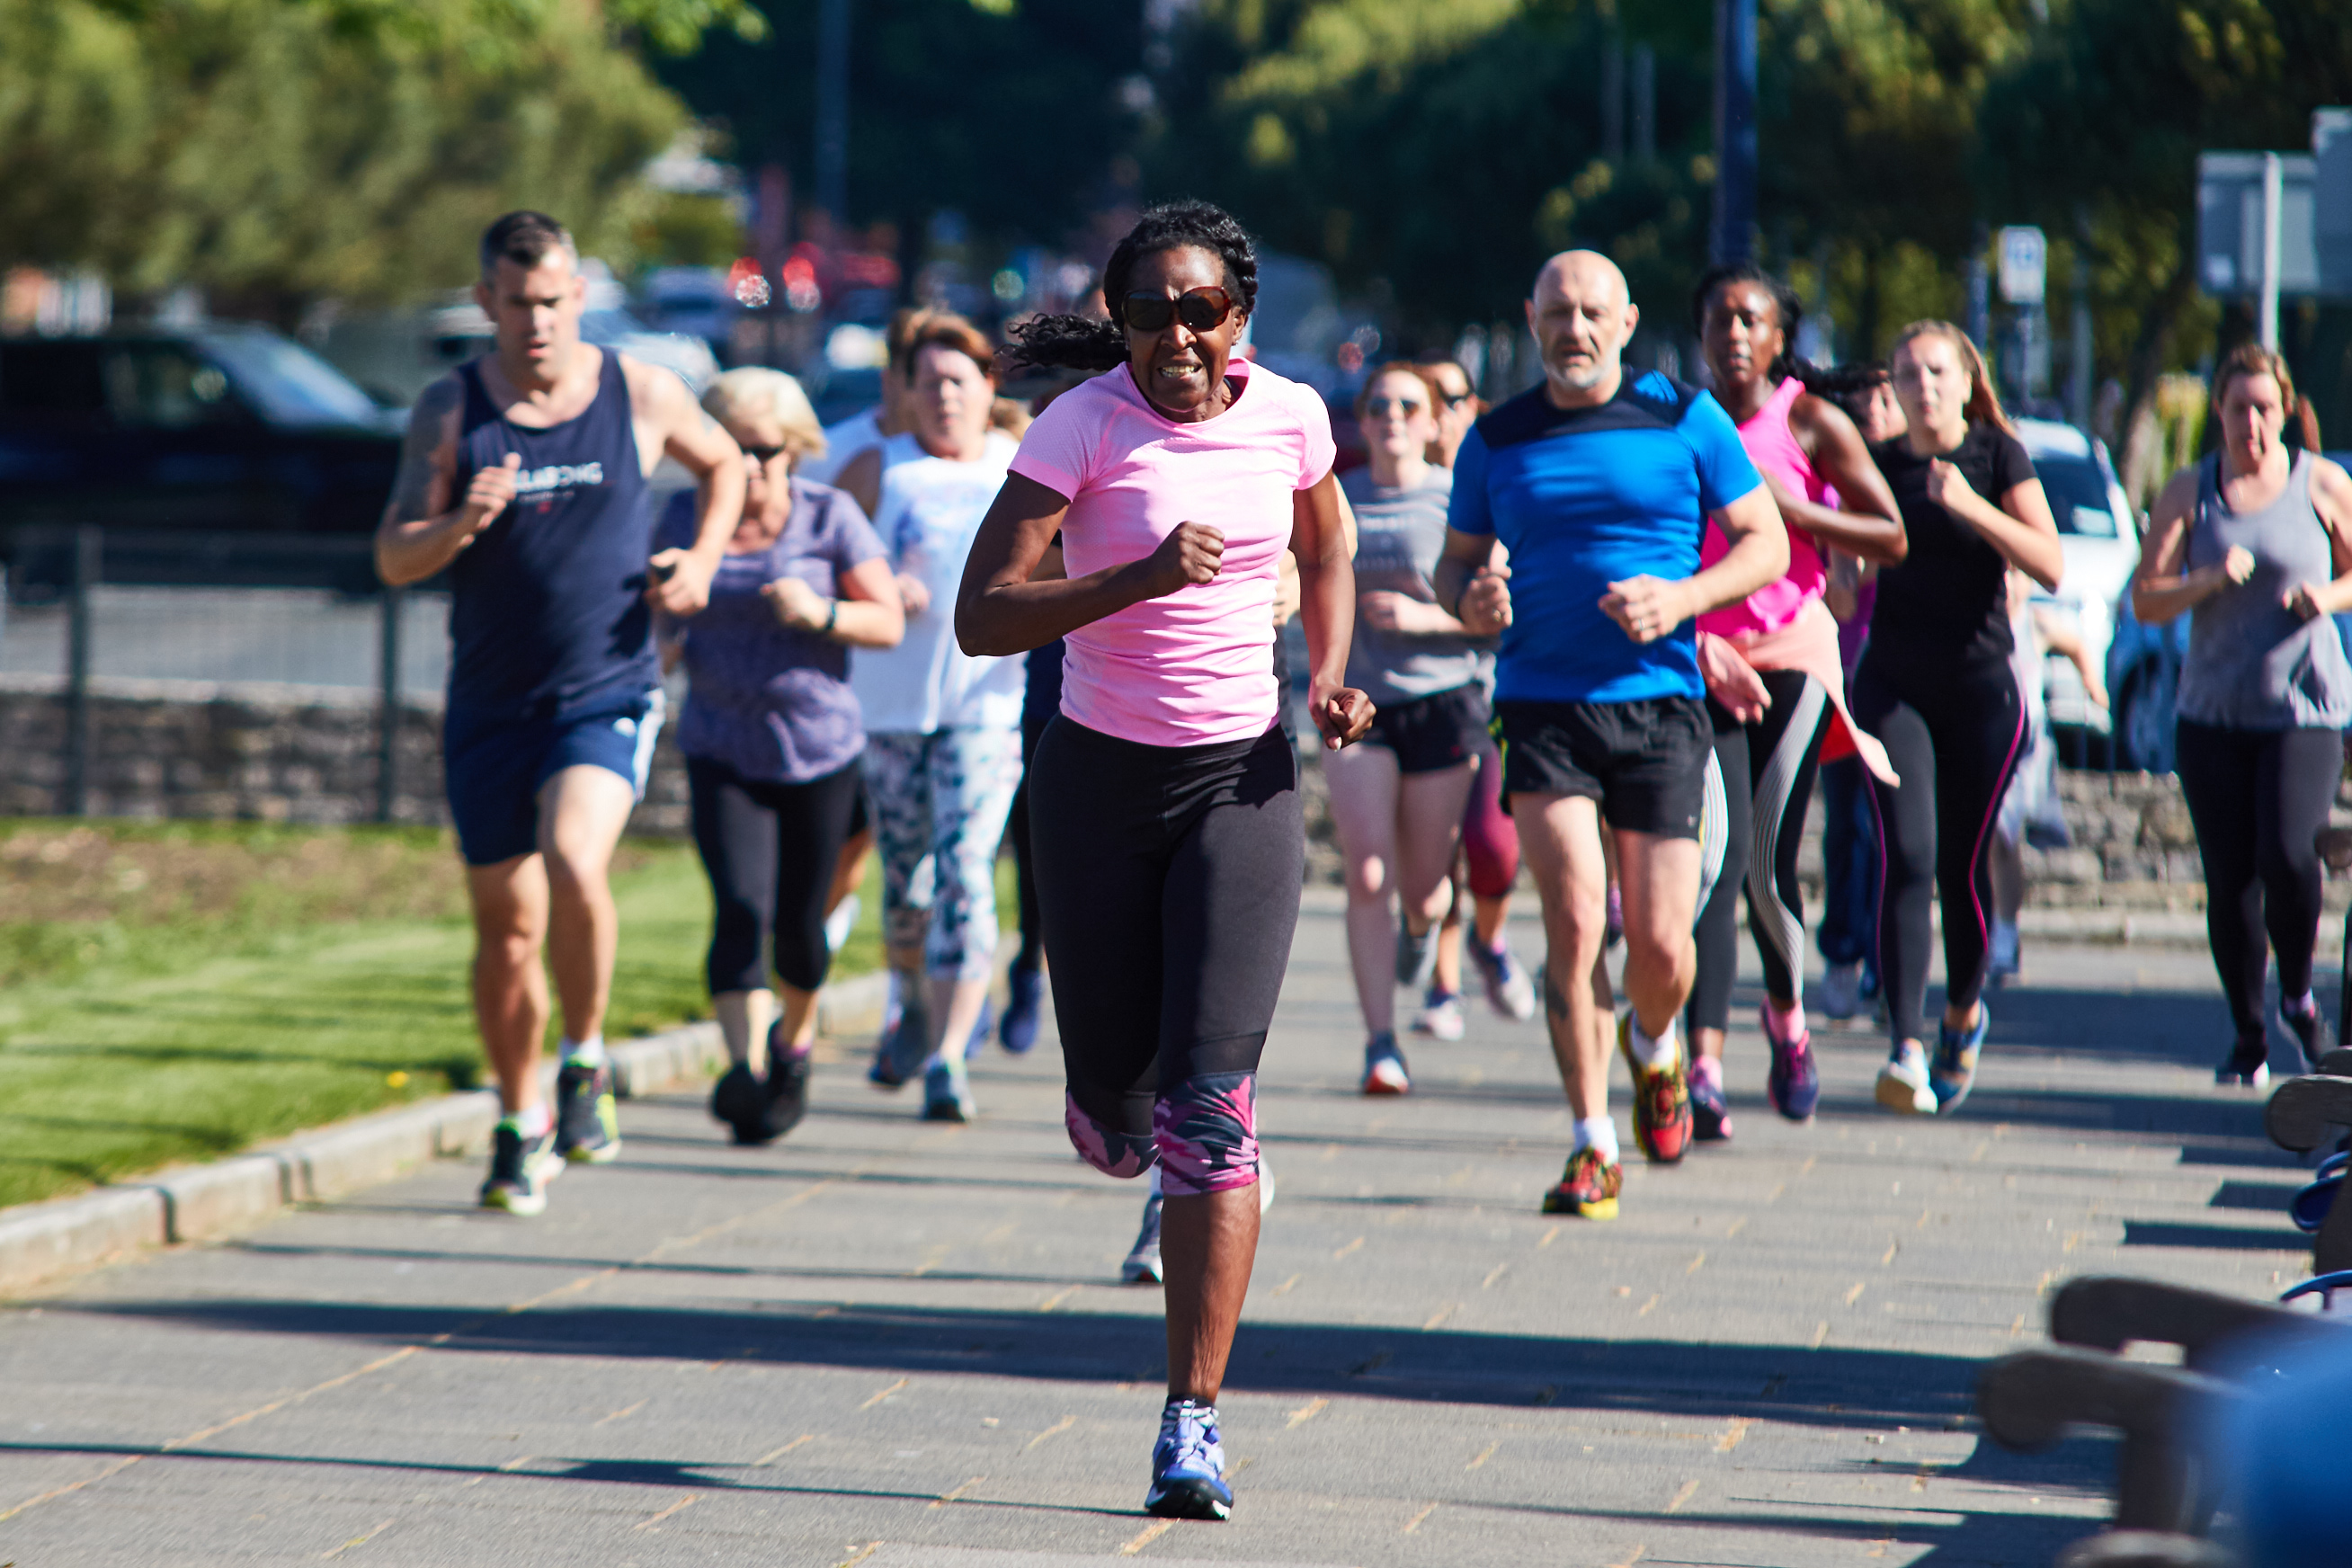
left=2131, top=344, right=2352, bottom=1086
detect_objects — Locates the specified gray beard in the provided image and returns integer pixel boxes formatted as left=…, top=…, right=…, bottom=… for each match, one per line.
left=1548, top=359, right=1608, bottom=392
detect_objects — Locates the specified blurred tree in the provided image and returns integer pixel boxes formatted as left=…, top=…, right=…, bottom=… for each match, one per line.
left=1151, top=0, right=1717, bottom=346
left=0, top=0, right=753, bottom=317
left=1977, top=0, right=2352, bottom=464
left=652, top=0, right=1144, bottom=254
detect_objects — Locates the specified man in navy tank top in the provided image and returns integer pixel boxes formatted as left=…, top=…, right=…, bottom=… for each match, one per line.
left=376, top=212, right=745, bottom=1216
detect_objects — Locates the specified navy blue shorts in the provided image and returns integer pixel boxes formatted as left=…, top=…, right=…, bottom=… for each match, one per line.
left=443, top=690, right=664, bottom=867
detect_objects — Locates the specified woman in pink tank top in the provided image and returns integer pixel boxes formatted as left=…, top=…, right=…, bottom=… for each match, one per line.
left=1683, top=264, right=1906, bottom=1137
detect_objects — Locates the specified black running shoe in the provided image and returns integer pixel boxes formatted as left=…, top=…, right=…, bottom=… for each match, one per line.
left=762, top=1041, right=811, bottom=1141
left=555, top=1060, right=620, bottom=1163
left=2282, top=1002, right=2337, bottom=1074
left=712, top=1061, right=765, bottom=1145
left=480, top=1123, right=562, bottom=1215
left=2216, top=1031, right=2272, bottom=1089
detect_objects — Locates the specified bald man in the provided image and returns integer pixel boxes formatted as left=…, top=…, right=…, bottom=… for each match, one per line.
left=1433, top=251, right=1787, bottom=1219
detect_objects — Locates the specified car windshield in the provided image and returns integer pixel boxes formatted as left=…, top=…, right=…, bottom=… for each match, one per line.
left=2033, top=453, right=2120, bottom=538
left=196, top=330, right=383, bottom=425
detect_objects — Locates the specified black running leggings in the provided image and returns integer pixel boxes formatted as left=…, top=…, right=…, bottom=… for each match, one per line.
left=2174, top=721, right=2340, bottom=1040
left=1688, top=670, right=1831, bottom=1031
left=687, top=754, right=864, bottom=996
left=1028, top=716, right=1304, bottom=1139
left=1851, top=655, right=2025, bottom=1047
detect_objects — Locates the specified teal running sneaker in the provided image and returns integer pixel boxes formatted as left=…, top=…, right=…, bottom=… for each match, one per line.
left=1930, top=1003, right=1990, bottom=1114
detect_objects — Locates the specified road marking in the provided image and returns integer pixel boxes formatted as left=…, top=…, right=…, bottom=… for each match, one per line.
left=1287, top=1397, right=1329, bottom=1429
left=1402, top=1501, right=1439, bottom=1533
left=1481, top=1262, right=1510, bottom=1289
left=1843, top=1281, right=1867, bottom=1305
left=1466, top=1440, right=1501, bottom=1469
left=1765, top=1182, right=1786, bottom=1203
left=860, top=1377, right=909, bottom=1410
left=1716, top=1417, right=1754, bottom=1452
left=1269, top=1273, right=1305, bottom=1297
left=1971, top=1138, right=1991, bottom=1162
left=1538, top=1225, right=1560, bottom=1248
left=2009, top=1314, right=2027, bottom=1337
left=1422, top=1304, right=1457, bottom=1331
left=1798, top=1155, right=1817, bottom=1175
left=980, top=1223, right=1016, bottom=1244
left=1025, top=1415, right=1076, bottom=1450
left=1038, top=1286, right=1081, bottom=1312
left=1665, top=1478, right=1699, bottom=1513
left=632, top=1494, right=699, bottom=1530
left=322, top=1518, right=395, bottom=1558
left=833, top=1545, right=881, bottom=1568
left=1333, top=1235, right=1365, bottom=1260
left=457, top=1454, right=536, bottom=1490
left=1917, top=1207, right=1933, bottom=1229
left=1880, top=1240, right=1898, bottom=1265
left=1686, top=1252, right=1706, bottom=1275
left=1810, top=1321, right=1830, bottom=1349
left=592, top=1399, right=647, bottom=1427
left=1724, top=1216, right=1748, bottom=1238
left=1118, top=1519, right=1175, bottom=1555
left=754, top=1435, right=814, bottom=1466
left=1635, top=1294, right=1662, bottom=1317
left=1605, top=1545, right=1647, bottom=1568
left=929, top=1474, right=985, bottom=1508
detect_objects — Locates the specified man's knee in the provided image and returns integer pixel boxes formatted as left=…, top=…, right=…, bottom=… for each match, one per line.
left=1153, top=1071, right=1260, bottom=1197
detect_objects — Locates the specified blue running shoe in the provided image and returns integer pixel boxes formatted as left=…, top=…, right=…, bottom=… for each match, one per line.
left=1001, top=963, right=1045, bottom=1055
left=1145, top=1400, right=1232, bottom=1520
left=869, top=976, right=931, bottom=1090
left=1930, top=1003, right=1990, bottom=1114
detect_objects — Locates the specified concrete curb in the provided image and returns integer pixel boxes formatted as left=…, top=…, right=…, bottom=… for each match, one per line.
left=0, top=969, right=892, bottom=1299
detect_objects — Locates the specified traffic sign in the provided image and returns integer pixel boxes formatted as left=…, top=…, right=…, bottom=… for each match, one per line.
left=1998, top=227, right=2046, bottom=306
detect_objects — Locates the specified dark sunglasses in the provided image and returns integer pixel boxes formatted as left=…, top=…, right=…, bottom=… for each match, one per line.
left=1121, top=287, right=1236, bottom=334
left=1438, top=390, right=1474, bottom=409
left=740, top=443, right=788, bottom=464
left=1364, top=396, right=1428, bottom=417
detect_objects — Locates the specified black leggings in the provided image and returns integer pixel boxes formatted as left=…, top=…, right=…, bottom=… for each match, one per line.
left=1688, top=670, right=1831, bottom=1031
left=2174, top=721, right=2340, bottom=1040
left=1028, top=716, right=1304, bottom=1140
left=1852, top=655, right=2025, bottom=1047
left=687, top=754, right=863, bottom=996
left=1008, top=700, right=1052, bottom=973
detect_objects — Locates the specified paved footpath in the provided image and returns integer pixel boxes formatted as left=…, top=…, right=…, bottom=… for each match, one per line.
left=0, top=891, right=2323, bottom=1567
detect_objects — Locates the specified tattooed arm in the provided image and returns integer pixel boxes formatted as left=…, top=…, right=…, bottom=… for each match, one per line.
left=374, top=376, right=514, bottom=587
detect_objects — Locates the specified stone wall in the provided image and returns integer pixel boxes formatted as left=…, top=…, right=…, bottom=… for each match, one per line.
left=0, top=677, right=690, bottom=835
left=4, top=679, right=2341, bottom=915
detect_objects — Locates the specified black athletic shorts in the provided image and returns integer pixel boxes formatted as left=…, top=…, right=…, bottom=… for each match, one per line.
left=1361, top=683, right=1487, bottom=775
left=1493, top=695, right=1711, bottom=839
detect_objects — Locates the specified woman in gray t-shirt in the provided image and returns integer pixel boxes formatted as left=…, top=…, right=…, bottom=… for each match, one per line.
left=1326, top=364, right=1502, bottom=1096
left=657, top=370, right=904, bottom=1144
left=2131, top=343, right=2352, bottom=1084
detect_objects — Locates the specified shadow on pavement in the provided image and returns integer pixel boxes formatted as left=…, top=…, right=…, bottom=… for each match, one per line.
left=67, top=1296, right=1992, bottom=1428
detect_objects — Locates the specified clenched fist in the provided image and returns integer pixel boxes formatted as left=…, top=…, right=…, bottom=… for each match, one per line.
left=1140, top=522, right=1225, bottom=599
left=460, top=451, right=521, bottom=537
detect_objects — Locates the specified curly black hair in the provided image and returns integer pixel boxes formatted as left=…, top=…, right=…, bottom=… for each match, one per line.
left=1689, top=261, right=1812, bottom=388
left=1002, top=200, right=1260, bottom=373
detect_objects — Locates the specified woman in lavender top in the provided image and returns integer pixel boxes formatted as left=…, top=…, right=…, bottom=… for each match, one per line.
left=657, top=369, right=904, bottom=1145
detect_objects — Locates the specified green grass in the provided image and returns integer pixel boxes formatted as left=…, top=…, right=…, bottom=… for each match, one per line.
left=0, top=818, right=894, bottom=1211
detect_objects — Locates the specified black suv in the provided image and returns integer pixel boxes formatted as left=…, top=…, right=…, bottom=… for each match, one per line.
left=0, top=325, right=401, bottom=590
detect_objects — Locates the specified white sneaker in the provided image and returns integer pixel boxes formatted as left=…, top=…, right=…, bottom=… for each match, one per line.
left=1875, top=1043, right=1938, bottom=1116
left=1121, top=1189, right=1163, bottom=1284
left=1819, top=960, right=1864, bottom=1022
left=824, top=893, right=860, bottom=955
left=1411, top=987, right=1467, bottom=1041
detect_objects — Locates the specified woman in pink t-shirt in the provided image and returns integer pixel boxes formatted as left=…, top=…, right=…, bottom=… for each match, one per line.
left=956, top=201, right=1371, bottom=1522
left=1685, top=264, right=1904, bottom=1135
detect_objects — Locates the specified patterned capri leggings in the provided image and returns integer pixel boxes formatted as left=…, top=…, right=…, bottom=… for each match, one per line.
left=860, top=726, right=1027, bottom=982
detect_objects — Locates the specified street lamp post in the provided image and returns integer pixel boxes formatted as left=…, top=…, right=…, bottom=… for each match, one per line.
left=1710, top=0, right=1757, bottom=264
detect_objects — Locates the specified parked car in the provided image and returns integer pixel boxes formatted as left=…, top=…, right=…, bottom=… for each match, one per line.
left=635, top=266, right=740, bottom=357
left=0, top=325, right=403, bottom=590
left=2013, top=418, right=2137, bottom=740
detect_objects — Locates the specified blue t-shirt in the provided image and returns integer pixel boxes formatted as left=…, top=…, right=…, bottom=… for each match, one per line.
left=1448, top=371, right=1761, bottom=705
left=658, top=478, right=889, bottom=784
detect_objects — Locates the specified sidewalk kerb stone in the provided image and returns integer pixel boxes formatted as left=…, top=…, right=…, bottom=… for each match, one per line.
left=147, top=1155, right=290, bottom=1244
left=0, top=1187, right=166, bottom=1296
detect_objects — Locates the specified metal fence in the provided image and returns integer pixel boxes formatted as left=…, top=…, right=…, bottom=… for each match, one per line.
left=0, top=527, right=443, bottom=820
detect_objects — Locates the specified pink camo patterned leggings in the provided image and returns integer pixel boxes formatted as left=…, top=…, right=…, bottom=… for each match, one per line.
left=1027, top=716, right=1304, bottom=1198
